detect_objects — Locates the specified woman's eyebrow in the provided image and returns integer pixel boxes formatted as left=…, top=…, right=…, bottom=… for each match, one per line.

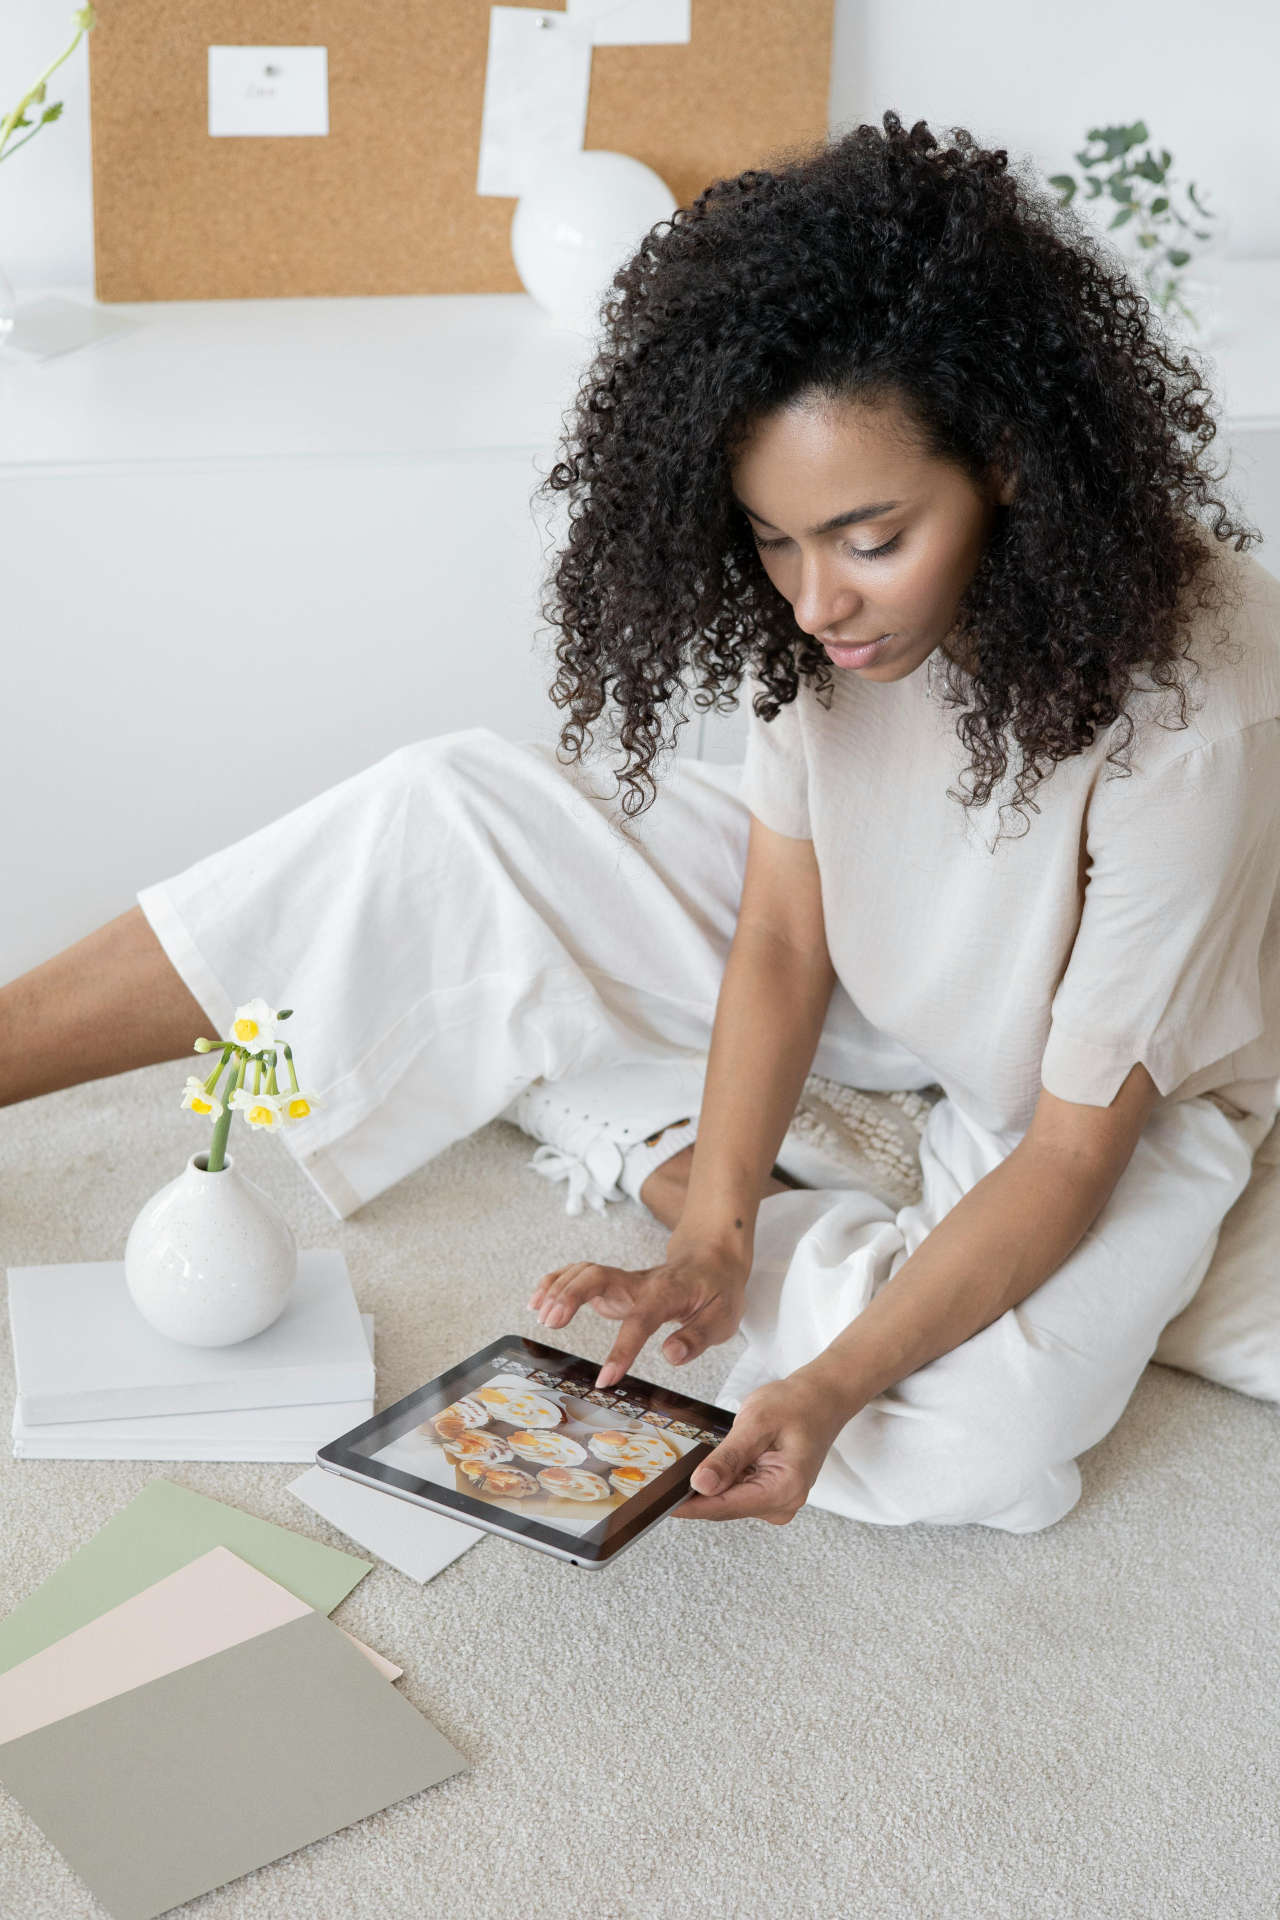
left=731, top=495, right=903, bottom=536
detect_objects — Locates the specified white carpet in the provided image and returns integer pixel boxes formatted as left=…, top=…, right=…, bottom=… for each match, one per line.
left=2, top=1062, right=1279, bottom=1920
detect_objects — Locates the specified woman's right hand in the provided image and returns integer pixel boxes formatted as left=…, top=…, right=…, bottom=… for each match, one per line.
left=526, top=1235, right=752, bottom=1389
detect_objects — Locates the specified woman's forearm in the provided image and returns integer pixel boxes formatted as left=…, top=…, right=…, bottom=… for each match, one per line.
left=793, top=1138, right=1121, bottom=1427
left=671, top=924, right=837, bottom=1267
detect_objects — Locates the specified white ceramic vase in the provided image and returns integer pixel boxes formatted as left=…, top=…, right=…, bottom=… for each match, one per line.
left=124, top=1150, right=298, bottom=1347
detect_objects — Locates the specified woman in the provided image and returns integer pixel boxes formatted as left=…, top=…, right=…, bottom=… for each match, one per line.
left=6, top=114, right=1280, bottom=1535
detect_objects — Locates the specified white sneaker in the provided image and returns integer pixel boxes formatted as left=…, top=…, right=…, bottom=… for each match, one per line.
left=775, top=1075, right=943, bottom=1212
left=500, top=1061, right=943, bottom=1218
left=499, top=1059, right=707, bottom=1217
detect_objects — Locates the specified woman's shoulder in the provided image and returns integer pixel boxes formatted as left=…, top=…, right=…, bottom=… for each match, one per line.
left=1114, top=537, right=1280, bottom=769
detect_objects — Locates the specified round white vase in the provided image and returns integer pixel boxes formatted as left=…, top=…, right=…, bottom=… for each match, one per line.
left=124, top=1150, right=298, bottom=1348
left=510, top=149, right=678, bottom=338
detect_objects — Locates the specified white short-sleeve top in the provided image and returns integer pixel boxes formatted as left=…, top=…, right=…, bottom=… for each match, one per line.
left=737, top=538, right=1280, bottom=1135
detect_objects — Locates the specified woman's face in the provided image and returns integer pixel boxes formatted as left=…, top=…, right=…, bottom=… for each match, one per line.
left=729, top=393, right=1014, bottom=680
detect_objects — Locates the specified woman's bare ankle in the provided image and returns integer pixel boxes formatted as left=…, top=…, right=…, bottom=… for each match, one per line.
left=639, top=1144, right=796, bottom=1232
left=0, top=905, right=210, bottom=1108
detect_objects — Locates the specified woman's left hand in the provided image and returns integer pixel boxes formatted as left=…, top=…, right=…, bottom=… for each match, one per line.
left=669, top=1372, right=846, bottom=1526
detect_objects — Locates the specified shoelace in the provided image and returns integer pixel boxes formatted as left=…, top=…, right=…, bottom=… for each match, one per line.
left=525, top=1136, right=627, bottom=1216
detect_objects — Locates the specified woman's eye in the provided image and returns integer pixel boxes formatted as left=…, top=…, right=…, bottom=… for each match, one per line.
left=751, top=531, right=902, bottom=562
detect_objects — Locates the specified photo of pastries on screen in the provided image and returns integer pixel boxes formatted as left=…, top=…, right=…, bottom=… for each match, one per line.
left=368, top=1356, right=720, bottom=1540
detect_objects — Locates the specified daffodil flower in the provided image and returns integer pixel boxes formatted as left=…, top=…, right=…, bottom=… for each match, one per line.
left=179, top=997, right=318, bottom=1171
left=228, top=1086, right=288, bottom=1131
left=181, top=1076, right=226, bottom=1121
left=228, top=997, right=279, bottom=1054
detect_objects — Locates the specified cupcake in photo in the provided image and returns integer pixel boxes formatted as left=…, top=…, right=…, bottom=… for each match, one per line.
left=475, top=1374, right=544, bottom=1406
left=609, top=1464, right=661, bottom=1496
left=441, top=1429, right=514, bottom=1466
left=430, top=1396, right=491, bottom=1443
left=537, top=1466, right=613, bottom=1502
left=459, top=1460, right=540, bottom=1498
left=493, top=1390, right=567, bottom=1430
left=506, top=1429, right=588, bottom=1467
left=587, top=1427, right=679, bottom=1471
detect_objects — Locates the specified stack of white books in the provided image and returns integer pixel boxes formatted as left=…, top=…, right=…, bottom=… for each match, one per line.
left=7, top=1248, right=376, bottom=1461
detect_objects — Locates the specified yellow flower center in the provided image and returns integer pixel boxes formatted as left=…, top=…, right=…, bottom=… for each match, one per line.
left=287, top=1098, right=311, bottom=1118
left=248, top=1104, right=276, bottom=1127
left=233, top=1018, right=260, bottom=1043
left=191, top=1097, right=212, bottom=1114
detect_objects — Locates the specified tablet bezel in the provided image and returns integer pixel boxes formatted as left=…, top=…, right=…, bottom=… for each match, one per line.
left=315, top=1334, right=736, bottom=1567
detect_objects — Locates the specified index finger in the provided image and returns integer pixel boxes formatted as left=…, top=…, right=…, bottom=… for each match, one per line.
left=595, top=1307, right=670, bottom=1390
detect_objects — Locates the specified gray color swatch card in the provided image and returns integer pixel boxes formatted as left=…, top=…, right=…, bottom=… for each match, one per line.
left=0, top=1607, right=468, bottom=1920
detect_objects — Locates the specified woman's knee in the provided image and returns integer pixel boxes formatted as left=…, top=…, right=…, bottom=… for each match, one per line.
left=846, top=1337, right=1097, bottom=1530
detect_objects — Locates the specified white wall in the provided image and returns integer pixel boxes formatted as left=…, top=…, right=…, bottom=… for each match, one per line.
left=828, top=0, right=1279, bottom=260
left=1, top=1, right=1277, bottom=285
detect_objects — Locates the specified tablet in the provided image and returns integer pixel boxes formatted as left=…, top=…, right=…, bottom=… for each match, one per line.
left=316, top=1335, right=735, bottom=1568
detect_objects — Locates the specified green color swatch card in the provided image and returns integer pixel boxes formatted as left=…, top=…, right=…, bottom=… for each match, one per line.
left=0, top=1477, right=372, bottom=1674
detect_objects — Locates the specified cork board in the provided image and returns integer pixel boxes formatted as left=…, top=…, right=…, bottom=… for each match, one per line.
left=88, top=1, right=835, bottom=302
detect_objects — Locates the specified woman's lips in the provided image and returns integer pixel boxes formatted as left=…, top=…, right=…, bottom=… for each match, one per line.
left=823, top=635, right=891, bottom=667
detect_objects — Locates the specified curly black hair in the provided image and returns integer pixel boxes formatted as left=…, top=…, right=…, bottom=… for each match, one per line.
left=534, top=109, right=1258, bottom=843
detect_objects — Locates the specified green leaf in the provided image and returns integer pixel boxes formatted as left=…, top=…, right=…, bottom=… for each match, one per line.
left=1149, top=196, right=1168, bottom=215
left=1108, top=175, right=1135, bottom=203
left=41, top=102, right=64, bottom=125
left=1167, top=248, right=1191, bottom=267
left=1109, top=206, right=1136, bottom=229
left=1085, top=123, right=1145, bottom=161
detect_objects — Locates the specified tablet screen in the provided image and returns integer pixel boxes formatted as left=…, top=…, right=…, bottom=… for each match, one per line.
left=321, top=1336, right=735, bottom=1561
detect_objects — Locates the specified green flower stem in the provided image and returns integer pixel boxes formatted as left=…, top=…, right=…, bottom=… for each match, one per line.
left=0, top=8, right=96, bottom=163
left=201, top=1043, right=235, bottom=1097
left=206, top=1047, right=249, bottom=1173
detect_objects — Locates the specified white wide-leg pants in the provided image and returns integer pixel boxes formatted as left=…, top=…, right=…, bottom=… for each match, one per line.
left=137, top=727, right=1272, bottom=1534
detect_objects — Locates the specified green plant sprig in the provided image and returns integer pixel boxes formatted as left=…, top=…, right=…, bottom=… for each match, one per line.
left=1049, top=119, right=1218, bottom=329
left=0, top=6, right=97, bottom=167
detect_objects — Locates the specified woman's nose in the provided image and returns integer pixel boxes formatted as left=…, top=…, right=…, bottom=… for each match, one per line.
left=790, top=553, right=862, bottom=637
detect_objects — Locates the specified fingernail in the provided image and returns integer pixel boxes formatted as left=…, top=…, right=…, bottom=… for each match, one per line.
left=667, top=1340, right=687, bottom=1363
left=596, top=1364, right=615, bottom=1388
left=694, top=1467, right=719, bottom=1491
